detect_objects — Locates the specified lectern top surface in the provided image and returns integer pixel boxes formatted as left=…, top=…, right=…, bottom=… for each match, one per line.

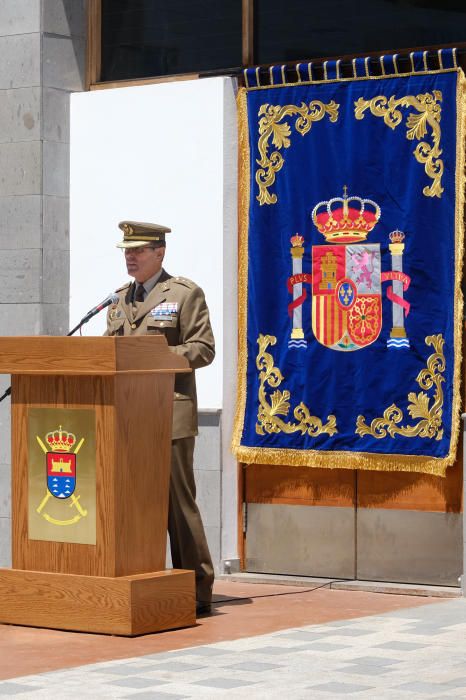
left=0, top=336, right=190, bottom=374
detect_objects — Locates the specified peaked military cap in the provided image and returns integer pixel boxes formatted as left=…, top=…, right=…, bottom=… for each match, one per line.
left=116, top=221, right=171, bottom=248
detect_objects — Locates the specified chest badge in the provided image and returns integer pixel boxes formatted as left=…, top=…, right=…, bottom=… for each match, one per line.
left=109, top=306, right=122, bottom=321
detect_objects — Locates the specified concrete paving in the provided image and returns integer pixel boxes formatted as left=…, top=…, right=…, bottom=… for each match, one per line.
left=0, top=579, right=442, bottom=681
left=0, top=583, right=465, bottom=697
left=1, top=599, right=465, bottom=699
left=221, top=573, right=462, bottom=598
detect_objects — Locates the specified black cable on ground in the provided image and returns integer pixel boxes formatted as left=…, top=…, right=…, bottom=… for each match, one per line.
left=209, top=579, right=344, bottom=607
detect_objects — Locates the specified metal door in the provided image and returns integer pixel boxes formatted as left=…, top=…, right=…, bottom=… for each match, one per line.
left=243, top=462, right=462, bottom=586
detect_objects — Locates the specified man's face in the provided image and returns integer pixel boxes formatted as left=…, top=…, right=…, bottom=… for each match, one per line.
left=124, top=244, right=165, bottom=283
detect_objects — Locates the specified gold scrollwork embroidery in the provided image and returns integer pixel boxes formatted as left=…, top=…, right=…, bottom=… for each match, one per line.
left=256, top=101, right=339, bottom=206
left=354, top=91, right=443, bottom=198
left=256, top=334, right=337, bottom=436
left=356, top=334, right=445, bottom=440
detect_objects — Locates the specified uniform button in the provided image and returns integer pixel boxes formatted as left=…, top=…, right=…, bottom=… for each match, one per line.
left=160, top=322, right=165, bottom=327
left=131, top=323, right=136, bottom=329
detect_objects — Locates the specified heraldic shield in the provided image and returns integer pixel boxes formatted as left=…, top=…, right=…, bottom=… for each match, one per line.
left=312, top=243, right=382, bottom=351
left=46, top=453, right=76, bottom=498
left=45, top=426, right=77, bottom=499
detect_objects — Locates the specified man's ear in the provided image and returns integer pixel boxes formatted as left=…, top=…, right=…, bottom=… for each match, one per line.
left=156, top=246, right=166, bottom=261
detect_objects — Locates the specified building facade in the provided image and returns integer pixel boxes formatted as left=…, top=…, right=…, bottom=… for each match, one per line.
left=0, top=0, right=464, bottom=589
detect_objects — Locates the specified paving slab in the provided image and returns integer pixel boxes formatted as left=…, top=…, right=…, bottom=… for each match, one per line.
left=0, top=581, right=444, bottom=680
left=2, top=598, right=466, bottom=698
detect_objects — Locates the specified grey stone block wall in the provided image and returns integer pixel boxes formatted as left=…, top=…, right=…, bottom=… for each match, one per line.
left=41, top=0, right=85, bottom=334
left=0, top=1, right=86, bottom=566
left=194, top=411, right=222, bottom=574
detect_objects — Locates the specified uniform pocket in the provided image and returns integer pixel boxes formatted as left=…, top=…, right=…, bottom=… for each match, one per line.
left=172, top=393, right=196, bottom=440
left=147, top=317, right=177, bottom=335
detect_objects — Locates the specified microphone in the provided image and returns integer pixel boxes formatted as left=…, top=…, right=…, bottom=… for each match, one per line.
left=80, top=292, right=119, bottom=323
left=67, top=292, right=119, bottom=337
left=0, top=292, right=121, bottom=403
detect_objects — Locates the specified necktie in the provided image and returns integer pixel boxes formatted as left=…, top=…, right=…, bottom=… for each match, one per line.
left=134, top=284, right=145, bottom=302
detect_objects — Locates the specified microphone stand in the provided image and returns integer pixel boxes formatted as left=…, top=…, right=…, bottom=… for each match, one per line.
left=0, top=306, right=109, bottom=404
left=67, top=319, right=88, bottom=338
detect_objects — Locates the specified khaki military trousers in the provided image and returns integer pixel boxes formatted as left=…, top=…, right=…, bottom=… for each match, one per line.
left=168, top=437, right=214, bottom=604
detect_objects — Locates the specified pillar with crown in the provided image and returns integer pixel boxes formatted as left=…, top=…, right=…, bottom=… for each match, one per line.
left=386, top=230, right=410, bottom=348
left=288, top=234, right=308, bottom=348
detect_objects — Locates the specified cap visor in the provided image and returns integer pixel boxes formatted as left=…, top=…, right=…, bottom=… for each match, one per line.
left=116, top=240, right=154, bottom=249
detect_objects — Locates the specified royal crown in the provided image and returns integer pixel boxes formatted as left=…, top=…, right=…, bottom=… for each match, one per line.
left=389, top=229, right=405, bottom=243
left=311, top=187, right=381, bottom=244
left=46, top=425, right=76, bottom=452
left=290, top=234, right=305, bottom=247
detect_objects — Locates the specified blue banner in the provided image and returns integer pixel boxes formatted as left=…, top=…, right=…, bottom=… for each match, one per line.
left=233, top=61, right=465, bottom=476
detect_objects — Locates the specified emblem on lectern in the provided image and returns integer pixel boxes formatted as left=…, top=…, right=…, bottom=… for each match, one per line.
left=28, top=408, right=96, bottom=545
left=35, top=425, right=88, bottom=526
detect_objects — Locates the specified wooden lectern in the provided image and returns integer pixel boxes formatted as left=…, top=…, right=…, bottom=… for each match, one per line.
left=0, top=336, right=196, bottom=636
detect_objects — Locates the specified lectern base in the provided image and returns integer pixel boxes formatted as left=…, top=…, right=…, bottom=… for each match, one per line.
left=0, top=567, right=196, bottom=636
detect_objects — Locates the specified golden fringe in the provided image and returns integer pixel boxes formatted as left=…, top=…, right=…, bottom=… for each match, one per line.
left=232, top=71, right=466, bottom=478
left=447, top=67, right=466, bottom=472
left=234, top=445, right=449, bottom=476
left=231, top=88, right=250, bottom=452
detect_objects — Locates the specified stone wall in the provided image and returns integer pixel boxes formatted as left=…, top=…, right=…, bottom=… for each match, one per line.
left=194, top=412, right=222, bottom=573
left=0, top=0, right=86, bottom=565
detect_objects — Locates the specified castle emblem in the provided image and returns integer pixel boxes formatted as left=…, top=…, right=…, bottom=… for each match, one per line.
left=288, top=187, right=411, bottom=351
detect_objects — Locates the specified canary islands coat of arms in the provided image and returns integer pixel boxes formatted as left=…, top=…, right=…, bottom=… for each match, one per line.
left=34, top=424, right=88, bottom=526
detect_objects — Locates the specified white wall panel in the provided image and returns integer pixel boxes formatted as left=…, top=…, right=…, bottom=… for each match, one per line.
left=70, top=78, right=228, bottom=408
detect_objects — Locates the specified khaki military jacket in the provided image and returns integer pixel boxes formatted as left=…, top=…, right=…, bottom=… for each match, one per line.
left=105, top=269, right=215, bottom=440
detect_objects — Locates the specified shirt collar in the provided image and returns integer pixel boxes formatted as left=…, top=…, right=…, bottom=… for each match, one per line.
left=140, top=268, right=164, bottom=295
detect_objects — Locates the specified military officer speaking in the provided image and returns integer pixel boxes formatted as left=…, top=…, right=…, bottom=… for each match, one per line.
left=106, top=220, right=215, bottom=615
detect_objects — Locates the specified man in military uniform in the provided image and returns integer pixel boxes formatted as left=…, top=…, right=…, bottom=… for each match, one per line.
left=106, top=221, right=215, bottom=615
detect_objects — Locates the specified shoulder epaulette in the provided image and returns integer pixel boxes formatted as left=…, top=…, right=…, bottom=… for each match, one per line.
left=172, top=276, right=196, bottom=289
left=115, top=282, right=131, bottom=293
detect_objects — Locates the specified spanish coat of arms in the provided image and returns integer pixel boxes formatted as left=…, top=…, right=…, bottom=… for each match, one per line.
left=288, top=188, right=411, bottom=351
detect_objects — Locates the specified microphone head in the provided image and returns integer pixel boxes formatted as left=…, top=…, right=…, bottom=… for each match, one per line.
left=109, top=292, right=119, bottom=305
